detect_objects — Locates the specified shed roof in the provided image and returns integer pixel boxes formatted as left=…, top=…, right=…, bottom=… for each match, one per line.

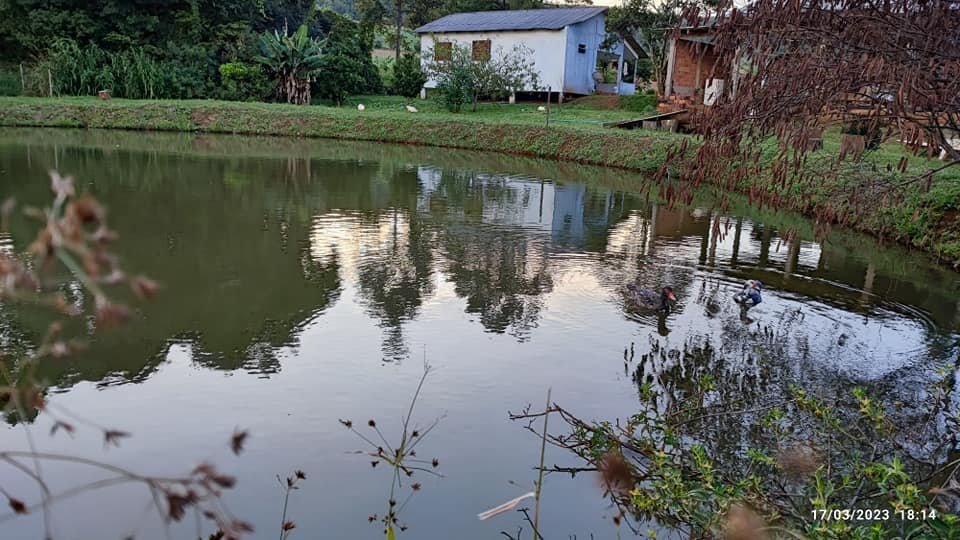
left=415, top=7, right=607, bottom=33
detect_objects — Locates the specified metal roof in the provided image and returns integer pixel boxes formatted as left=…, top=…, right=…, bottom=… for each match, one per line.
left=415, top=7, right=607, bottom=33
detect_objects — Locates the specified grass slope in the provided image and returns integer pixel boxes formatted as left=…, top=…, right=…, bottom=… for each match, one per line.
left=0, top=96, right=680, bottom=172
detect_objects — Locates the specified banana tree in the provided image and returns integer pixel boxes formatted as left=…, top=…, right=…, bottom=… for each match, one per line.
left=254, top=24, right=324, bottom=105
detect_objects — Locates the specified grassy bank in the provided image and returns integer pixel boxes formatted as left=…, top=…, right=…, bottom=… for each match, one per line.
left=0, top=96, right=680, bottom=172
left=0, top=96, right=957, bottom=268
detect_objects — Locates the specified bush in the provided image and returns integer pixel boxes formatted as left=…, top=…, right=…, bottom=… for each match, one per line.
left=427, top=44, right=472, bottom=112
left=619, top=92, right=657, bottom=113
left=0, top=71, right=21, bottom=96
left=45, top=40, right=111, bottom=96
left=161, top=43, right=217, bottom=99
left=108, top=48, right=166, bottom=99
left=435, top=60, right=472, bottom=112
left=373, top=56, right=395, bottom=91
left=602, top=66, right=618, bottom=84
left=218, top=62, right=274, bottom=102
left=314, top=54, right=366, bottom=105
left=425, top=42, right=539, bottom=111
left=360, top=59, right=383, bottom=94
left=393, top=53, right=425, bottom=99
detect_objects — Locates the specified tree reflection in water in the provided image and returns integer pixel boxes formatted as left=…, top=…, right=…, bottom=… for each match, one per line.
left=0, top=132, right=955, bottom=428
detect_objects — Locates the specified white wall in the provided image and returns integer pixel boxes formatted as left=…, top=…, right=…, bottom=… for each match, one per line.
left=419, top=30, right=568, bottom=92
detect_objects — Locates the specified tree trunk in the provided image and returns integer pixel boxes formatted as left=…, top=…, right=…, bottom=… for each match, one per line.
left=282, top=74, right=311, bottom=105
left=395, top=0, right=403, bottom=61
left=281, top=74, right=296, bottom=104
left=654, top=51, right=668, bottom=98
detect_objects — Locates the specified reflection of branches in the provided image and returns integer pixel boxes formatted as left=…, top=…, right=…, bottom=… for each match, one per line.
left=509, top=356, right=960, bottom=538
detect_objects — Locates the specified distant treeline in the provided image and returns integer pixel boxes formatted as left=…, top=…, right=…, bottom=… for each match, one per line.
left=0, top=0, right=577, bottom=101
left=0, top=3, right=393, bottom=101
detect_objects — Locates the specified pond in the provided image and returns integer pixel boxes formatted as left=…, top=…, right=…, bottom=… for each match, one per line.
left=0, top=128, right=957, bottom=539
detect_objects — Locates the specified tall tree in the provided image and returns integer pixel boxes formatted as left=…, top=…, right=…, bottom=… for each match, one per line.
left=0, top=0, right=314, bottom=61
left=356, top=0, right=388, bottom=52
left=393, top=52, right=427, bottom=98
left=314, top=13, right=382, bottom=103
left=393, top=0, right=404, bottom=60
left=606, top=0, right=682, bottom=97
left=407, top=0, right=445, bottom=28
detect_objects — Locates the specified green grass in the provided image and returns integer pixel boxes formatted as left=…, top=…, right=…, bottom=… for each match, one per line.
left=822, top=127, right=960, bottom=182
left=0, top=96, right=681, bottom=172
left=731, top=126, right=960, bottom=264
left=338, top=94, right=656, bottom=128
left=0, top=95, right=957, bottom=268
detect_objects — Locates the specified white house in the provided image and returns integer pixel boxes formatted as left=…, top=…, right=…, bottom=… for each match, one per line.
left=415, top=7, right=612, bottom=100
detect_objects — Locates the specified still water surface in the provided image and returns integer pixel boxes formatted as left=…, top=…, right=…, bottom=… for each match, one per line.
left=0, top=128, right=957, bottom=539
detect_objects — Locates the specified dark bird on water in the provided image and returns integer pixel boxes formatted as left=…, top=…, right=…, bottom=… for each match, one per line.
left=626, top=284, right=677, bottom=312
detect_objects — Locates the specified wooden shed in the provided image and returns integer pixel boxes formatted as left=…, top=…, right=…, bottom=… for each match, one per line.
left=664, top=24, right=723, bottom=101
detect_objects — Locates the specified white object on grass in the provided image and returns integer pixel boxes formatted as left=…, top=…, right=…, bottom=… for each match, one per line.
left=477, top=491, right=536, bottom=521
left=357, top=104, right=365, bottom=111
left=537, top=106, right=546, bottom=112
left=405, top=104, right=418, bottom=113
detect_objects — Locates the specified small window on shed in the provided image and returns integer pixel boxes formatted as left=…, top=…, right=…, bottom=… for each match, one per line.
left=471, top=39, right=491, bottom=61
left=435, top=42, right=452, bottom=61
left=577, top=43, right=586, bottom=54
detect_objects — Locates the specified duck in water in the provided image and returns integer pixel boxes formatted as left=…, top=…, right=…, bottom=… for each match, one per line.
left=626, top=284, right=677, bottom=313
left=733, top=280, right=763, bottom=307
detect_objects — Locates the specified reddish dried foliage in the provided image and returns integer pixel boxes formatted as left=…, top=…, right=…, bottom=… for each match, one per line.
left=598, top=451, right=636, bottom=496
left=670, top=0, right=960, bottom=229
left=0, top=173, right=258, bottom=539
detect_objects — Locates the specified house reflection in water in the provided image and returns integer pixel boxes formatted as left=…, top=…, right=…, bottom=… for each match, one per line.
left=417, top=165, right=631, bottom=250
left=303, top=163, right=958, bottom=370
left=1, top=136, right=956, bottom=391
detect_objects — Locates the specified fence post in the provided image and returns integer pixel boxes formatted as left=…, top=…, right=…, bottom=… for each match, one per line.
left=47, top=69, right=53, bottom=97
left=545, top=86, right=551, bottom=128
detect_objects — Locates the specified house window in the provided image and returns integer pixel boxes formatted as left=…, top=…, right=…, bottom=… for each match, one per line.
left=578, top=43, right=586, bottom=54
left=435, top=42, right=452, bottom=61
left=471, top=39, right=491, bottom=61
